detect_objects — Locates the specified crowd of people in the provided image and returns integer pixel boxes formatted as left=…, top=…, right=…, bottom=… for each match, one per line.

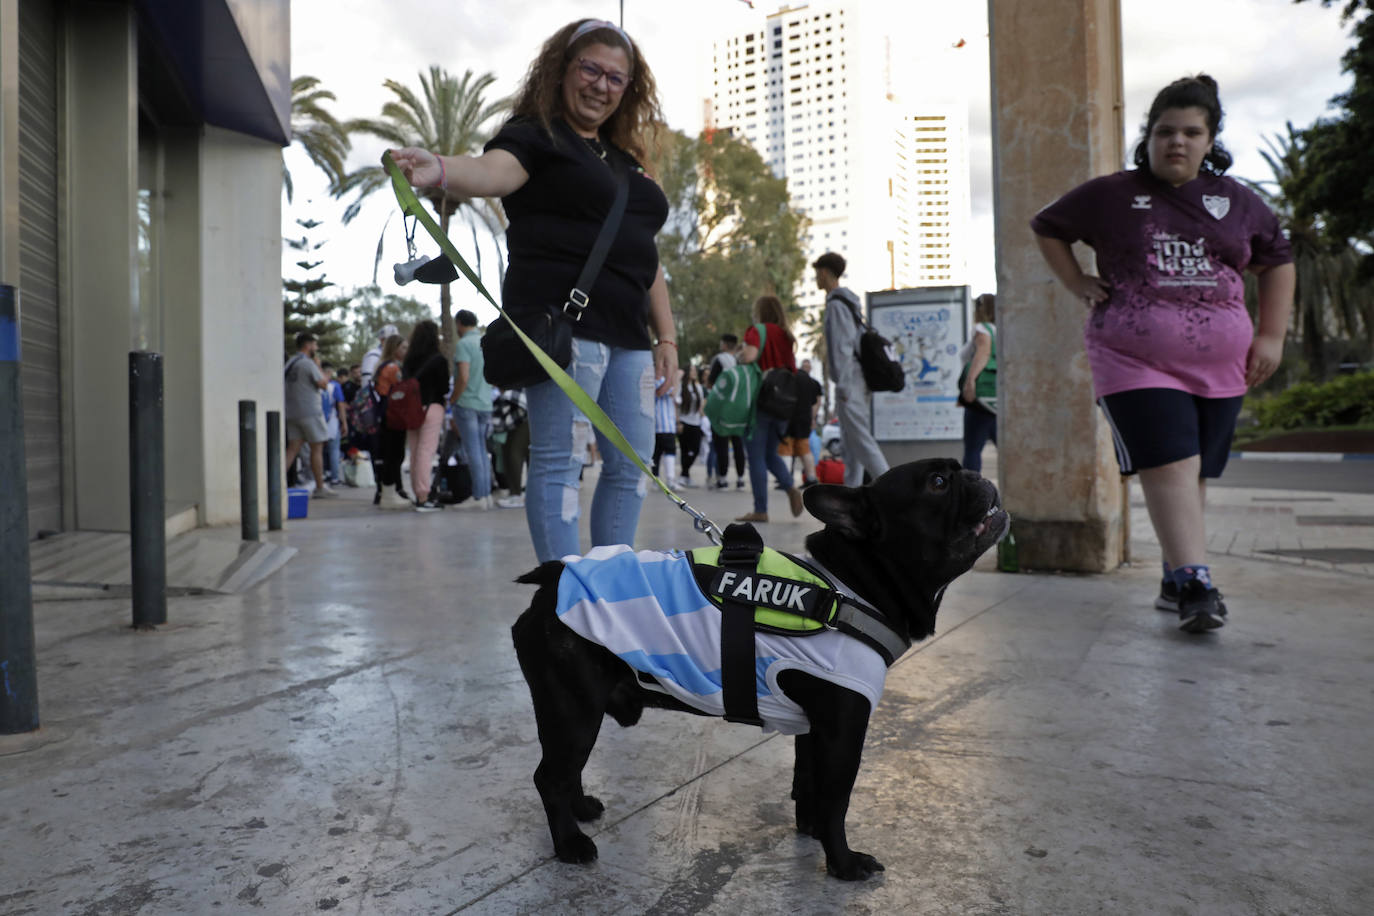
left=292, top=18, right=1292, bottom=639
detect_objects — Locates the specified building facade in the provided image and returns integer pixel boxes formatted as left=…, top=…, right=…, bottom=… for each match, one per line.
left=707, top=1, right=971, bottom=313
left=1, top=0, right=289, bottom=539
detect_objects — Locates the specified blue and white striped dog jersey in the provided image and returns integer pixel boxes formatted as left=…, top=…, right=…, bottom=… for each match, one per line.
left=555, top=545, right=888, bottom=735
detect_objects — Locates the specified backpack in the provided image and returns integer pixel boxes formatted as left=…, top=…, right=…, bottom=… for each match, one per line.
left=754, top=321, right=799, bottom=420
left=704, top=361, right=760, bottom=437
left=349, top=383, right=382, bottom=437
left=832, top=291, right=906, bottom=393
left=385, top=354, right=440, bottom=431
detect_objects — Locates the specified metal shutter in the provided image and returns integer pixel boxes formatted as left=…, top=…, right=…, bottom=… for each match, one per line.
left=17, top=0, right=62, bottom=538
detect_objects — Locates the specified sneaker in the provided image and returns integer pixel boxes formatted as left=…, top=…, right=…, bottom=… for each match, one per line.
left=786, top=487, right=804, bottom=518
left=497, top=494, right=525, bottom=509
left=452, top=496, right=490, bottom=511
left=379, top=489, right=411, bottom=510
left=311, top=486, right=337, bottom=499
left=1155, top=579, right=1179, bottom=612
left=715, top=479, right=730, bottom=490
left=413, top=499, right=443, bottom=513
left=736, top=478, right=746, bottom=490
left=1177, top=580, right=1227, bottom=633
left=679, top=476, right=698, bottom=489
left=735, top=511, right=769, bottom=523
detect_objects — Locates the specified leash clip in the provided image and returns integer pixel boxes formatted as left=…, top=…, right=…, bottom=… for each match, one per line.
left=563, top=288, right=590, bottom=321
left=673, top=496, right=722, bottom=545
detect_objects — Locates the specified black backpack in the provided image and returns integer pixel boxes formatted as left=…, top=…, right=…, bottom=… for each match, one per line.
left=833, top=292, right=906, bottom=393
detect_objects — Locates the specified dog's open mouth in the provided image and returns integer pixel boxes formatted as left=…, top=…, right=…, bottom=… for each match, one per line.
left=971, top=502, right=1010, bottom=546
left=972, top=501, right=1001, bottom=538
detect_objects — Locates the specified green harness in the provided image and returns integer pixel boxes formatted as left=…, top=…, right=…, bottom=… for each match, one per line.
left=688, top=523, right=911, bottom=726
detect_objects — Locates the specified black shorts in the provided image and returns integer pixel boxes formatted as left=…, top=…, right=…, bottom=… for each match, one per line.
left=1098, top=388, right=1244, bottom=478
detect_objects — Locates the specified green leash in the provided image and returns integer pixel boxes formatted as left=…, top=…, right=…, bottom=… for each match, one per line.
left=382, top=152, right=723, bottom=545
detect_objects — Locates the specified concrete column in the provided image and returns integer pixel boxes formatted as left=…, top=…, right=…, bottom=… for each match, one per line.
left=988, top=0, right=1129, bottom=572
left=0, top=0, right=19, bottom=285
left=65, top=2, right=138, bottom=531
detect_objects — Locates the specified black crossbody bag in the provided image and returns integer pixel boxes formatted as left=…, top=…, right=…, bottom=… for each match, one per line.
left=482, top=152, right=630, bottom=389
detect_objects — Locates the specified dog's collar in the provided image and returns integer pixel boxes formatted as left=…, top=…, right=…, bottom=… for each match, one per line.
left=803, top=555, right=912, bottom=666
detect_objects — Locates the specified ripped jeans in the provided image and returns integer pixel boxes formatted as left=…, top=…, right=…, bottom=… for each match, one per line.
left=524, top=338, right=655, bottom=562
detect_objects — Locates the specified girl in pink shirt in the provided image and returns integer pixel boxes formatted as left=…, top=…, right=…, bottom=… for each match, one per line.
left=1032, top=74, right=1295, bottom=635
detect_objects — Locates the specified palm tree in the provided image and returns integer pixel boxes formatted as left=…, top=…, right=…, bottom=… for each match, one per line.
left=285, top=76, right=351, bottom=201
left=1246, top=123, right=1374, bottom=380
left=338, top=66, right=510, bottom=349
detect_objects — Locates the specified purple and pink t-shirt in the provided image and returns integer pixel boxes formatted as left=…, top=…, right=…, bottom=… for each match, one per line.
left=1031, top=169, right=1292, bottom=399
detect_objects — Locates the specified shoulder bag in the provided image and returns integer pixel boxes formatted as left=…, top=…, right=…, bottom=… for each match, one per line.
left=482, top=153, right=630, bottom=389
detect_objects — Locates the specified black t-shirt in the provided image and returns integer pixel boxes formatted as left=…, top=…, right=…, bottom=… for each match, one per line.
left=402, top=351, right=451, bottom=407
left=485, top=116, right=669, bottom=350
left=787, top=372, right=823, bottom=439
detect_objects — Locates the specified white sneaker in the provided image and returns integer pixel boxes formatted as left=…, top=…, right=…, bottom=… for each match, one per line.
left=378, top=489, right=411, bottom=510
left=311, top=485, right=337, bottom=499
left=453, top=496, right=490, bottom=511
left=497, top=494, right=525, bottom=509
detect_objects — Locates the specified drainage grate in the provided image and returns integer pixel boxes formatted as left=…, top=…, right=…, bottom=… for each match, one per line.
left=1295, top=516, right=1374, bottom=526
left=1258, top=548, right=1374, bottom=564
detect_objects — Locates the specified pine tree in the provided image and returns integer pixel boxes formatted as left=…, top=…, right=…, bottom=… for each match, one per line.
left=283, top=214, right=349, bottom=359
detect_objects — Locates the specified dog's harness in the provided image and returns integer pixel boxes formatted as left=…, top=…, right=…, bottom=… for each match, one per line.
left=688, top=523, right=911, bottom=726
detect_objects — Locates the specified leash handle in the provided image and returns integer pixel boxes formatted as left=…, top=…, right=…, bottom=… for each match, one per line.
left=382, top=152, right=722, bottom=542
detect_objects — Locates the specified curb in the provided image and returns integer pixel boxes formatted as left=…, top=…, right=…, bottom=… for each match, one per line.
left=1229, top=451, right=1374, bottom=462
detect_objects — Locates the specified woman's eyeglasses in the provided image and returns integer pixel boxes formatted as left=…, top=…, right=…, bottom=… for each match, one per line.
left=575, top=58, right=631, bottom=92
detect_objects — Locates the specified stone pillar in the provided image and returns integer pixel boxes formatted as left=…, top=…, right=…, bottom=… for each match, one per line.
left=988, top=0, right=1129, bottom=572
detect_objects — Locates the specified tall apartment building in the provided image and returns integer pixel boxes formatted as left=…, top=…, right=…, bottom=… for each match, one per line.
left=707, top=1, right=970, bottom=314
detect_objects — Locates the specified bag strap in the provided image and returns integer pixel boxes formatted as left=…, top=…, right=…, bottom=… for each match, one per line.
left=831, top=289, right=869, bottom=332
left=284, top=353, right=306, bottom=378
left=563, top=152, right=630, bottom=322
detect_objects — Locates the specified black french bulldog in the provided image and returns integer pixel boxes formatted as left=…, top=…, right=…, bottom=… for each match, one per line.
left=510, top=458, right=1008, bottom=880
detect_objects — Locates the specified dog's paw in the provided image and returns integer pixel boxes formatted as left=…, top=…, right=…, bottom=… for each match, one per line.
left=826, top=851, right=885, bottom=881
left=572, top=794, right=605, bottom=822
left=554, top=833, right=599, bottom=865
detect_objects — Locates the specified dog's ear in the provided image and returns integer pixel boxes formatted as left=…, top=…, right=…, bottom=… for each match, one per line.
left=804, top=484, right=878, bottom=540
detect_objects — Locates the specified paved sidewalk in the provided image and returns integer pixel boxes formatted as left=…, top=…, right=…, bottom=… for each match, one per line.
left=2, top=462, right=1371, bottom=914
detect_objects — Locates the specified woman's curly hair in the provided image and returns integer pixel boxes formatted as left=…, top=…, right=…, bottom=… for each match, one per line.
left=509, top=19, right=666, bottom=164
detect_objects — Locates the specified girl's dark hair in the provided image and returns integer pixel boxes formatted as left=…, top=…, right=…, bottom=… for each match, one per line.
left=510, top=19, right=666, bottom=163
left=679, top=366, right=702, bottom=415
left=1132, top=74, right=1233, bottom=175
left=403, top=319, right=440, bottom=376
left=752, top=294, right=795, bottom=349
left=974, top=293, right=996, bottom=324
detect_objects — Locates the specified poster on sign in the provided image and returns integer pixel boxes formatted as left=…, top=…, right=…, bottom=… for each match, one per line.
left=867, top=286, right=970, bottom=441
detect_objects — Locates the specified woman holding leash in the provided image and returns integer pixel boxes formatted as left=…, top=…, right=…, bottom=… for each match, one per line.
left=390, top=19, right=677, bottom=561
left=1031, top=74, right=1294, bottom=634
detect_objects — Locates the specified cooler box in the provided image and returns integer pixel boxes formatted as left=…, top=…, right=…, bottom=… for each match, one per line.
left=816, top=458, right=845, bottom=484
left=287, top=487, right=310, bottom=519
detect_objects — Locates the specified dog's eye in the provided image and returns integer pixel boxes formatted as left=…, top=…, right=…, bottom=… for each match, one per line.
left=928, top=474, right=948, bottom=493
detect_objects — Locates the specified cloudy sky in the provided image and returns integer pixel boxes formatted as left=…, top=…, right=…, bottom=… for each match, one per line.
left=285, top=0, right=1357, bottom=322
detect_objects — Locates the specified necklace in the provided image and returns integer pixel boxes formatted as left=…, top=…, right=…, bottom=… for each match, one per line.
left=582, top=135, right=609, bottom=164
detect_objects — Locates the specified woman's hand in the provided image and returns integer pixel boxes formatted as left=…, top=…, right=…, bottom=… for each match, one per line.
left=388, top=147, right=442, bottom=189
left=652, top=343, right=675, bottom=396
left=961, top=379, right=977, bottom=404
left=1245, top=332, right=1284, bottom=388
left=1069, top=273, right=1111, bottom=306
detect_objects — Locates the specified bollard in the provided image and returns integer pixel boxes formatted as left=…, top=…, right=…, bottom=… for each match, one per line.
left=266, top=410, right=282, bottom=531
left=129, top=351, right=167, bottom=628
left=238, top=400, right=258, bottom=541
left=0, top=285, right=40, bottom=733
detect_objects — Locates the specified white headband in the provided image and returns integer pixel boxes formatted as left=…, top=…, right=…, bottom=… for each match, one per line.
left=567, top=19, right=634, bottom=61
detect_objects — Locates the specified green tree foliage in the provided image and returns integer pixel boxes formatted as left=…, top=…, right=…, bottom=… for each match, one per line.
left=654, top=128, right=810, bottom=364
left=1291, top=1, right=1374, bottom=267
left=1245, top=124, right=1374, bottom=380
left=285, top=76, right=351, bottom=202
left=339, top=67, right=509, bottom=351
left=283, top=216, right=348, bottom=360
left=339, top=287, right=437, bottom=366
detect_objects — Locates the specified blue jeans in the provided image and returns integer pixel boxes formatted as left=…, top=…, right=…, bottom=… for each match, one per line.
left=962, top=406, right=997, bottom=472
left=453, top=406, right=493, bottom=499
left=525, top=338, right=655, bottom=562
left=747, top=412, right=793, bottom=513
left=325, top=432, right=342, bottom=481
